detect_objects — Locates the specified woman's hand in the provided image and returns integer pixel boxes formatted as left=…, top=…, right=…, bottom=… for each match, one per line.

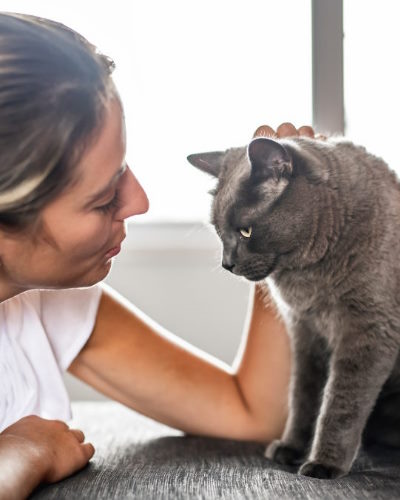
left=253, top=122, right=326, bottom=140
left=0, top=415, right=94, bottom=498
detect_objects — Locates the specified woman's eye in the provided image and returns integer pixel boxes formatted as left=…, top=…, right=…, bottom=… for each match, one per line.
left=95, top=190, right=121, bottom=214
left=239, top=227, right=252, bottom=238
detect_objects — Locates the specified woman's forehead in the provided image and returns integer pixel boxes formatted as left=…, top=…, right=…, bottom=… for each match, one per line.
left=74, top=97, right=126, bottom=193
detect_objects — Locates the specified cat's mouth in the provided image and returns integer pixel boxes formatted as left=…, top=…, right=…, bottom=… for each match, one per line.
left=241, top=268, right=274, bottom=282
left=231, top=258, right=277, bottom=282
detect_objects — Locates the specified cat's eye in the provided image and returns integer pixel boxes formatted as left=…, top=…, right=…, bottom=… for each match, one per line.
left=239, top=227, right=252, bottom=238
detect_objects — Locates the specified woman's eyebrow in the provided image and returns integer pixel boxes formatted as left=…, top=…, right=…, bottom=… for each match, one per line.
left=85, top=163, right=127, bottom=206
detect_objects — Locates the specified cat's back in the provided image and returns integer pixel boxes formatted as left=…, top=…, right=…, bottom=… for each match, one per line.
left=288, top=136, right=400, bottom=250
left=291, top=136, right=400, bottom=198
left=329, top=138, right=400, bottom=242
left=273, top=137, right=400, bottom=334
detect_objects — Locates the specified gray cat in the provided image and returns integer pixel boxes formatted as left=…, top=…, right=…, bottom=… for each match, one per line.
left=187, top=136, right=400, bottom=479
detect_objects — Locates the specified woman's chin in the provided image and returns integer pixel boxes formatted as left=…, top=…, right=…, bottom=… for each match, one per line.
left=73, top=259, right=113, bottom=288
left=96, top=258, right=114, bottom=281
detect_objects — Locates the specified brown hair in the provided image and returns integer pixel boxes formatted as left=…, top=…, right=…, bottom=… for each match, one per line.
left=0, top=12, right=115, bottom=231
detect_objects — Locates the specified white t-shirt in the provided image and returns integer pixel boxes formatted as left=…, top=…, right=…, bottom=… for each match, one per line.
left=0, top=285, right=102, bottom=432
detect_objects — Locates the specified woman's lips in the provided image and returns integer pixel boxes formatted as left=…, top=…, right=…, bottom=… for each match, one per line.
left=104, top=245, right=121, bottom=259
left=104, top=235, right=125, bottom=260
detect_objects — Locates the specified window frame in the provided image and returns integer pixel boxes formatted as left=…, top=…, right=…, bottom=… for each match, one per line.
left=312, top=0, right=344, bottom=135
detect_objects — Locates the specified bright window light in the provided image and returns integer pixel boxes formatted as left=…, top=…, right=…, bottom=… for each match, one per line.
left=344, top=0, right=400, bottom=174
left=0, top=1, right=312, bottom=221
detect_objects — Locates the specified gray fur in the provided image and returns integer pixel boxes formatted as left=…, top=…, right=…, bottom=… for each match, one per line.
left=187, top=136, right=400, bottom=479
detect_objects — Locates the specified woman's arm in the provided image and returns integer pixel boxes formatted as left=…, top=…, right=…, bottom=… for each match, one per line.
left=68, top=283, right=291, bottom=443
left=69, top=122, right=309, bottom=443
left=0, top=431, right=45, bottom=500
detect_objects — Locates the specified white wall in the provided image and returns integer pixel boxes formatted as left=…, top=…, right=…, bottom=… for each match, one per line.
left=64, top=223, right=252, bottom=400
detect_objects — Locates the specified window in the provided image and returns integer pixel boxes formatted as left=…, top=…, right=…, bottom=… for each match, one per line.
left=344, top=0, right=400, bottom=173
left=1, top=0, right=312, bottom=221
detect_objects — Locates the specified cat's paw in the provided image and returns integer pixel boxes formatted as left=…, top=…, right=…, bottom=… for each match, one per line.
left=298, top=461, right=347, bottom=479
left=264, top=440, right=305, bottom=466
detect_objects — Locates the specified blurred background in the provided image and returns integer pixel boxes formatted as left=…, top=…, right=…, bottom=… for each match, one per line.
left=0, top=0, right=399, bottom=400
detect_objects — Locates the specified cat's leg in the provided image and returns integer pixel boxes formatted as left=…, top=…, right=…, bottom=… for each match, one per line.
left=299, top=330, right=399, bottom=479
left=265, top=322, right=329, bottom=466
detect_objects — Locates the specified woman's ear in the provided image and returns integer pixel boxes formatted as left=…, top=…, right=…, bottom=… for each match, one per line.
left=186, top=151, right=225, bottom=178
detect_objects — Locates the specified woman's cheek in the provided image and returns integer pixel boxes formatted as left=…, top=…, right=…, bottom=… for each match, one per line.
left=71, top=214, right=112, bottom=256
left=90, top=214, right=113, bottom=247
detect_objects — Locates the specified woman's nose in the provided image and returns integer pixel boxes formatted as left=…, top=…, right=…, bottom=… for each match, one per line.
left=115, top=166, right=149, bottom=220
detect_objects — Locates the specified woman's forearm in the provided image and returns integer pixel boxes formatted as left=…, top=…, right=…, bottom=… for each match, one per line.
left=0, top=414, right=95, bottom=499
left=69, top=284, right=290, bottom=443
left=0, top=434, right=45, bottom=500
left=233, top=284, right=291, bottom=439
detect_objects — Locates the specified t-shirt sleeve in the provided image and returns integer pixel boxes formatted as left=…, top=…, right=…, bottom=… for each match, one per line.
left=38, top=285, right=103, bottom=371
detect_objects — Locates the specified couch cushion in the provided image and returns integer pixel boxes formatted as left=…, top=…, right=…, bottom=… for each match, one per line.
left=30, top=401, right=400, bottom=499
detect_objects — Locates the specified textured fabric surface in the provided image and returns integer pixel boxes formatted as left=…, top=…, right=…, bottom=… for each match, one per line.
left=30, top=401, right=400, bottom=499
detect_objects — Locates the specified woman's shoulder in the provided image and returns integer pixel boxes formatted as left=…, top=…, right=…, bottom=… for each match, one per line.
left=1, top=285, right=103, bottom=321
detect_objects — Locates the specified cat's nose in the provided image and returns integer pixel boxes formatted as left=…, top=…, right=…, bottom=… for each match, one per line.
left=222, top=260, right=235, bottom=272
left=222, top=249, right=236, bottom=272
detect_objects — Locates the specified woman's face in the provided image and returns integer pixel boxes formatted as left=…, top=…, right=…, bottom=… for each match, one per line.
left=0, top=97, right=149, bottom=296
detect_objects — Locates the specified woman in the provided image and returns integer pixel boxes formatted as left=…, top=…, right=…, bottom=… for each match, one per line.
left=0, top=12, right=311, bottom=498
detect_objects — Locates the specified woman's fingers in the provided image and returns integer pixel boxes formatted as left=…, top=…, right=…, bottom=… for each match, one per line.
left=70, top=429, right=85, bottom=443
left=69, top=428, right=95, bottom=461
left=297, top=125, right=315, bottom=137
left=81, top=442, right=95, bottom=461
left=253, top=125, right=277, bottom=138
left=276, top=122, right=299, bottom=138
left=253, top=123, right=322, bottom=140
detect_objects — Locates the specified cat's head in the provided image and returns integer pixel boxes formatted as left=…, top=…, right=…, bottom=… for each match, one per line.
left=187, top=137, right=328, bottom=281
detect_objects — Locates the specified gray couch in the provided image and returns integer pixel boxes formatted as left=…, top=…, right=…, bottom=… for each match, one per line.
left=30, top=401, right=400, bottom=499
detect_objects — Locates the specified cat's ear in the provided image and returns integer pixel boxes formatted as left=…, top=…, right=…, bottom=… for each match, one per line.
left=248, top=138, right=292, bottom=181
left=187, top=151, right=225, bottom=178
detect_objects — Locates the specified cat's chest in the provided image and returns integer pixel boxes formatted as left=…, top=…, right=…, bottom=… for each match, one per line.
left=268, top=271, right=336, bottom=312
left=267, top=275, right=343, bottom=345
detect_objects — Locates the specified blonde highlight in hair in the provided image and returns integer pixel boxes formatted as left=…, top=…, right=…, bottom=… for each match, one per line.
left=0, top=171, right=50, bottom=208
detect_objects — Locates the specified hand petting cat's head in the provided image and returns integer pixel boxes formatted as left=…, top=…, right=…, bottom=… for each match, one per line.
left=187, top=137, right=329, bottom=281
